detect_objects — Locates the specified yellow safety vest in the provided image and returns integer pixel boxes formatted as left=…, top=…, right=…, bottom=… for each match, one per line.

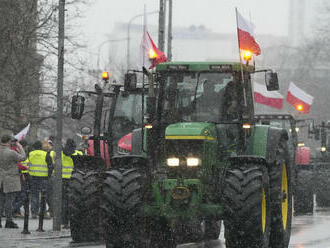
left=28, top=150, right=49, bottom=177
left=61, top=150, right=83, bottom=179
left=50, top=150, right=55, bottom=163
left=21, top=159, right=29, bottom=174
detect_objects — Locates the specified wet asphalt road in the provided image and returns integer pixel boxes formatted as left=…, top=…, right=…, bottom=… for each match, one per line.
left=2, top=206, right=330, bottom=248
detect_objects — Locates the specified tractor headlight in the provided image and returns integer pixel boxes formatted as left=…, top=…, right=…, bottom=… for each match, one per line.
left=167, top=157, right=180, bottom=167
left=186, top=157, right=201, bottom=167
left=321, top=147, right=327, bottom=152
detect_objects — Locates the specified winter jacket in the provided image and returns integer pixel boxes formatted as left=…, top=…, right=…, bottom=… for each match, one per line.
left=0, top=144, right=26, bottom=193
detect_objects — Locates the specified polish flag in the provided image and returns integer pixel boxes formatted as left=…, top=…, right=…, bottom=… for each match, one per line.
left=287, top=82, right=313, bottom=114
left=236, top=9, right=261, bottom=55
left=14, top=123, right=30, bottom=141
left=254, top=83, right=283, bottom=109
left=139, top=7, right=167, bottom=69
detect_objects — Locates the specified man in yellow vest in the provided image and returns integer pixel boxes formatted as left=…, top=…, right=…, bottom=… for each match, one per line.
left=42, top=139, right=55, bottom=219
left=61, top=138, right=82, bottom=228
left=28, top=141, right=54, bottom=219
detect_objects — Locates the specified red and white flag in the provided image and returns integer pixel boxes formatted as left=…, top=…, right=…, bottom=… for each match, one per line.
left=14, top=123, right=30, bottom=141
left=139, top=6, right=167, bottom=69
left=236, top=9, right=261, bottom=55
left=254, top=82, right=283, bottom=109
left=287, top=82, right=313, bottom=114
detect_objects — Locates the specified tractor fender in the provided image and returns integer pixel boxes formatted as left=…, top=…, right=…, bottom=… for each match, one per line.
left=266, top=126, right=289, bottom=164
left=228, top=155, right=267, bottom=167
left=247, top=125, right=288, bottom=164
left=131, top=128, right=143, bottom=155
left=110, top=155, right=148, bottom=170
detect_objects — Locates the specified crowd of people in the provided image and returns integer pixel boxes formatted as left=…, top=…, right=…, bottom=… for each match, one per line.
left=0, top=134, right=82, bottom=229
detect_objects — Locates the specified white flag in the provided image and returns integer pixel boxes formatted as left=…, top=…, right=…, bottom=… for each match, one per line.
left=14, top=123, right=30, bottom=141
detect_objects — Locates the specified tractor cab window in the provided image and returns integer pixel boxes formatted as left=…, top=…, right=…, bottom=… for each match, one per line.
left=161, top=72, right=243, bottom=124
left=111, top=91, right=146, bottom=141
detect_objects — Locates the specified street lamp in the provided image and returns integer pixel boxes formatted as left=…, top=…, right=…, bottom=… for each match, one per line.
left=126, top=10, right=158, bottom=70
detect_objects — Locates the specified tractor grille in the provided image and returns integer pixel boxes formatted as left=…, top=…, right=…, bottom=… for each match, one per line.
left=170, top=186, right=192, bottom=210
left=166, top=140, right=203, bottom=158
left=165, top=140, right=203, bottom=178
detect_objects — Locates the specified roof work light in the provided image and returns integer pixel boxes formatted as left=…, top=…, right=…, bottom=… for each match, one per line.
left=242, top=50, right=252, bottom=61
left=149, top=49, right=157, bottom=59
left=102, top=71, right=109, bottom=80
left=296, top=104, right=303, bottom=112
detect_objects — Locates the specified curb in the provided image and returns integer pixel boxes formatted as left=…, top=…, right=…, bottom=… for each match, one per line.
left=5, top=235, right=71, bottom=241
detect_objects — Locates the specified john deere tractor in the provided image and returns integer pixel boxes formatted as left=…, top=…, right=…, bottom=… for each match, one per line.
left=101, top=62, right=293, bottom=248
left=255, top=114, right=314, bottom=214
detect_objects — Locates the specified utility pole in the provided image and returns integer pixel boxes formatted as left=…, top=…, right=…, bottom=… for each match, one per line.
left=167, top=0, right=173, bottom=61
left=53, top=0, right=65, bottom=231
left=158, top=0, right=166, bottom=51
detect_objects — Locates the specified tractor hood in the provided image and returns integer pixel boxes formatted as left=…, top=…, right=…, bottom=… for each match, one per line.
left=165, top=122, right=217, bottom=140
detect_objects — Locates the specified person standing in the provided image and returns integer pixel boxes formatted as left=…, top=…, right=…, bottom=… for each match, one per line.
left=0, top=134, right=26, bottom=228
left=12, top=140, right=30, bottom=217
left=61, top=139, right=82, bottom=228
left=42, top=139, right=55, bottom=218
left=28, top=141, right=54, bottom=219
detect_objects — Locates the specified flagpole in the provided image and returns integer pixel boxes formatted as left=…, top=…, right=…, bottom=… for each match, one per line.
left=141, top=4, right=147, bottom=153
left=235, top=7, right=247, bottom=107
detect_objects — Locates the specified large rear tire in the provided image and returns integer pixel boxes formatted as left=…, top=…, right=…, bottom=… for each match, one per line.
left=269, top=138, right=293, bottom=248
left=294, top=169, right=313, bottom=214
left=101, top=168, right=142, bottom=248
left=84, top=171, right=102, bottom=241
left=223, top=165, right=271, bottom=248
left=68, top=172, right=88, bottom=242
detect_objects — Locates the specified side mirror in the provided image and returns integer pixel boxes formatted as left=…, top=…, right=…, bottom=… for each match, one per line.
left=265, top=72, right=279, bottom=91
left=71, top=95, right=85, bottom=119
left=124, top=73, right=137, bottom=91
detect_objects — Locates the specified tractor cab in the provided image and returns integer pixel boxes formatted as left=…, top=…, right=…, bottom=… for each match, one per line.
left=149, top=62, right=268, bottom=172
left=71, top=72, right=148, bottom=168
left=254, top=114, right=298, bottom=160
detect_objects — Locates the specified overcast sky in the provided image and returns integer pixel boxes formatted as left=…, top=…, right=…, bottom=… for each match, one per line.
left=81, top=0, right=289, bottom=50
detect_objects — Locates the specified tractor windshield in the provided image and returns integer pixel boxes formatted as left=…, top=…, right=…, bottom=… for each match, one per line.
left=111, top=91, right=146, bottom=142
left=161, top=72, right=243, bottom=123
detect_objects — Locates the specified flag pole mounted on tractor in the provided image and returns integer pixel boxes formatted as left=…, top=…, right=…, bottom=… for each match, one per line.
left=235, top=7, right=247, bottom=107
left=53, top=0, right=65, bottom=231
left=235, top=8, right=262, bottom=107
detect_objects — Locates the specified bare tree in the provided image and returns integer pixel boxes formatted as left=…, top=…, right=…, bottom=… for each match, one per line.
left=0, top=0, right=93, bottom=139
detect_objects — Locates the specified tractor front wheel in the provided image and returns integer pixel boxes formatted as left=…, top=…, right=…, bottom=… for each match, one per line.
left=101, top=168, right=142, bottom=248
left=68, top=172, right=88, bottom=242
left=223, top=164, right=270, bottom=248
left=84, top=171, right=102, bottom=241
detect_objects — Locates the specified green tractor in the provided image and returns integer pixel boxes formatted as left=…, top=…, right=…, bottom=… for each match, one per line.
left=255, top=114, right=314, bottom=214
left=102, top=62, right=293, bottom=247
